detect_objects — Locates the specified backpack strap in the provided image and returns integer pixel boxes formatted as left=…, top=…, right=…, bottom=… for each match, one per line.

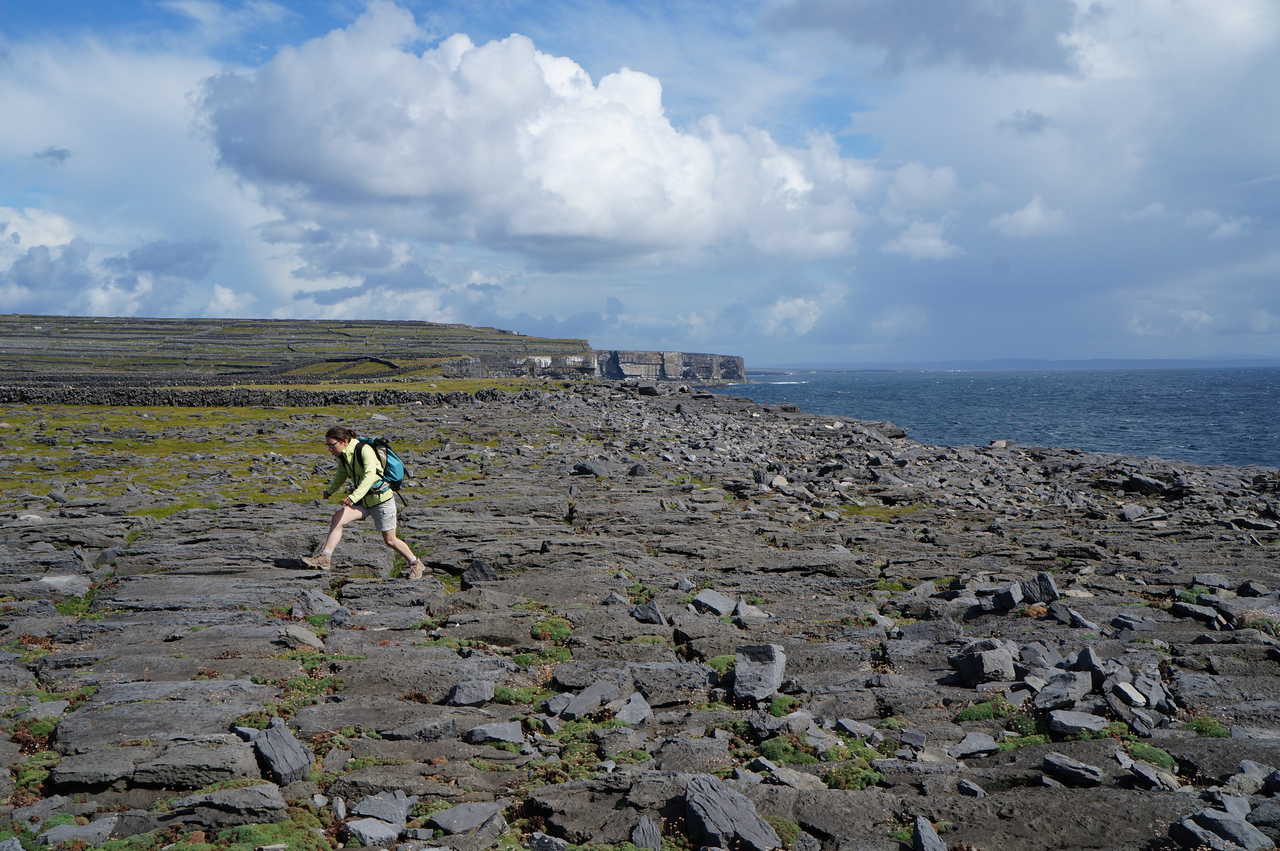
left=347, top=440, right=391, bottom=496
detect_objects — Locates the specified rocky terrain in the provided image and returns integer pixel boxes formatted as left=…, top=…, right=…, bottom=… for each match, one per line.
left=0, top=380, right=1278, bottom=850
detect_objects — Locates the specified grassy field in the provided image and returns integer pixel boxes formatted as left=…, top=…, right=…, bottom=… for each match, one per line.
left=0, top=315, right=593, bottom=382
left=0, top=375, right=561, bottom=515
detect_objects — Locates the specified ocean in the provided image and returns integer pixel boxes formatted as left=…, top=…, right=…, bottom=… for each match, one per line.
left=708, top=367, right=1280, bottom=469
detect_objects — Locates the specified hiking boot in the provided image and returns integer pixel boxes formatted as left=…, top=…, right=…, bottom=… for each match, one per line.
left=301, top=553, right=332, bottom=571
left=407, top=560, right=425, bottom=580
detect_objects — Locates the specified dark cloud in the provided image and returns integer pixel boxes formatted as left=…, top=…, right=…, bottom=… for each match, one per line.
left=258, top=220, right=330, bottom=244
left=365, top=261, right=443, bottom=291
left=769, top=0, right=1078, bottom=72
left=33, top=146, right=71, bottom=165
left=8, top=239, right=95, bottom=294
left=293, top=232, right=397, bottom=279
left=298, top=285, right=365, bottom=306
left=122, top=239, right=219, bottom=279
left=1000, top=109, right=1051, bottom=134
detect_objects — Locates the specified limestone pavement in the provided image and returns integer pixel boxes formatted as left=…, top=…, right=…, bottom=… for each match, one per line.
left=0, top=382, right=1278, bottom=849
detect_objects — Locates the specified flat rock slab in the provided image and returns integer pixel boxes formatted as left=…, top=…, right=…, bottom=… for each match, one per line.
left=52, top=737, right=258, bottom=790
left=430, top=801, right=508, bottom=834
left=99, top=575, right=312, bottom=612
left=162, top=782, right=288, bottom=828
left=54, top=681, right=277, bottom=752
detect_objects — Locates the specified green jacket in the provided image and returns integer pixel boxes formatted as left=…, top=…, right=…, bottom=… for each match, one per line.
left=327, top=440, right=394, bottom=508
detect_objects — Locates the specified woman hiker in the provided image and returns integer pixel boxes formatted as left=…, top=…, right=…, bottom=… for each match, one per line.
left=302, top=426, right=425, bottom=579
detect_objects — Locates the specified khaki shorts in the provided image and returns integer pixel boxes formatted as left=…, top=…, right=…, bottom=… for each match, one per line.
left=355, top=497, right=397, bottom=532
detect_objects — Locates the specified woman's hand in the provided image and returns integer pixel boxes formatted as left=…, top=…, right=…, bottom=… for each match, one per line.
left=342, top=496, right=354, bottom=507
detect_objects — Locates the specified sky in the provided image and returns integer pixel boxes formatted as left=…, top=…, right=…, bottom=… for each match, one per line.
left=2, top=0, right=1278, bottom=366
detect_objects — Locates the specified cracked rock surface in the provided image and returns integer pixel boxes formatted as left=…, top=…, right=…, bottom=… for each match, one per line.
left=1, top=381, right=1278, bottom=849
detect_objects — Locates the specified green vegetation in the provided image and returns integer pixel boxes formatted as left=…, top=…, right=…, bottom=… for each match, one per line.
left=1187, top=716, right=1230, bottom=738
left=1077, top=721, right=1132, bottom=741
left=705, top=655, right=736, bottom=675
left=530, top=615, right=575, bottom=644
left=953, top=695, right=1019, bottom=722
left=626, top=582, right=655, bottom=604
left=493, top=685, right=553, bottom=705
left=526, top=717, right=627, bottom=785
left=53, top=587, right=98, bottom=617
left=766, top=817, right=803, bottom=849
left=997, top=734, right=1050, bottom=751
left=512, top=646, right=572, bottom=667
left=769, top=695, right=799, bottom=717
left=759, top=735, right=819, bottom=765
left=13, top=749, right=60, bottom=794
left=95, top=811, right=334, bottom=850
left=0, top=314, right=588, bottom=382
left=1176, top=585, right=1212, bottom=604
left=824, top=761, right=884, bottom=790
left=1127, top=742, right=1176, bottom=770
left=235, top=661, right=344, bottom=727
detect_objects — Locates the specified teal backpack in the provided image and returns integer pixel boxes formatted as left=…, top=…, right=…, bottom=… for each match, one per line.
left=357, top=437, right=408, bottom=492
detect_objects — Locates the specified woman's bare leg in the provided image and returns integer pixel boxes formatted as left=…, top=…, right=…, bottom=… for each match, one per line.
left=321, top=505, right=364, bottom=554
left=380, top=529, right=417, bottom=562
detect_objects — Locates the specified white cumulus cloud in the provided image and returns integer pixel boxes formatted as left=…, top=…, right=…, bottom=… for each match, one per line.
left=990, top=195, right=1067, bottom=237
left=199, top=2, right=873, bottom=266
left=760, top=284, right=846, bottom=336
left=882, top=221, right=960, bottom=260
left=885, top=162, right=957, bottom=215
left=1185, top=209, right=1251, bottom=241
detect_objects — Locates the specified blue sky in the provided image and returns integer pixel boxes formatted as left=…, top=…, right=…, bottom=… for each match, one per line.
left=2, top=0, right=1278, bottom=366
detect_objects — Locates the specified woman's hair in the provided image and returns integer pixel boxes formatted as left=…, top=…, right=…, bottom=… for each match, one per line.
left=325, top=426, right=359, bottom=442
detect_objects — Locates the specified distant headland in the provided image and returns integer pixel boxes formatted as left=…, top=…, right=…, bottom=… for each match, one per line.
left=0, top=314, right=744, bottom=384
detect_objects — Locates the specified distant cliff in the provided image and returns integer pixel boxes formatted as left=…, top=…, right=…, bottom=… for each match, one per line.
left=505, top=350, right=744, bottom=382
left=594, top=350, right=745, bottom=382
left=0, top=314, right=744, bottom=384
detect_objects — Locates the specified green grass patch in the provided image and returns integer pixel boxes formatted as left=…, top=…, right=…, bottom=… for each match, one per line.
left=997, top=734, right=1050, bottom=751
left=705, top=655, right=735, bottom=675
left=511, top=647, right=572, bottom=667
left=52, top=585, right=101, bottom=617
left=493, top=686, right=552, bottom=705
left=824, top=761, right=883, bottom=790
left=530, top=615, right=574, bottom=644
left=769, top=695, right=799, bottom=717
left=1127, top=742, right=1176, bottom=770
left=626, top=582, right=655, bottom=604
left=1175, top=585, right=1212, bottom=604
left=953, top=695, right=1018, bottom=723
left=13, top=749, right=61, bottom=792
left=759, top=735, right=819, bottom=765
left=1187, top=716, right=1229, bottom=738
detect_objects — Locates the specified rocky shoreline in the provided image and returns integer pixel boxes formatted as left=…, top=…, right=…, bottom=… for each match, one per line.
left=1, top=381, right=1278, bottom=850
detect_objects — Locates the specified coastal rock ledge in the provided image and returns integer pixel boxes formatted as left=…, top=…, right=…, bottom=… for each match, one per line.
left=0, top=381, right=1278, bottom=850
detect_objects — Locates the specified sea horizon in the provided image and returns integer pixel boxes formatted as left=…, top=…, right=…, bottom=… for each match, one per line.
left=710, top=365, right=1280, bottom=470
left=749, top=357, right=1280, bottom=372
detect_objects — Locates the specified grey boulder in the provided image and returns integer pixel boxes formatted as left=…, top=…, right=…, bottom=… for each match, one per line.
left=684, top=773, right=780, bottom=851
left=733, top=644, right=787, bottom=702
left=253, top=719, right=313, bottom=785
